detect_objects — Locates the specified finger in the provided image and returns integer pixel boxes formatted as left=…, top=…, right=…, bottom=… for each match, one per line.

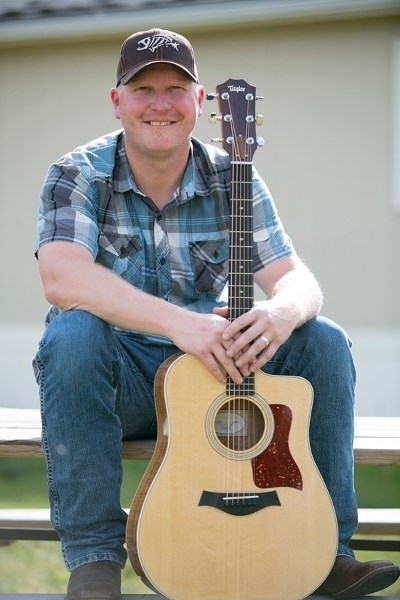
left=225, top=324, right=260, bottom=358
left=200, top=353, right=227, bottom=384
left=215, top=349, right=244, bottom=384
left=220, top=337, right=252, bottom=378
left=249, top=341, right=279, bottom=372
left=200, top=347, right=244, bottom=385
left=213, top=306, right=229, bottom=318
left=231, top=333, right=269, bottom=367
left=221, top=329, right=245, bottom=361
left=222, top=314, right=252, bottom=343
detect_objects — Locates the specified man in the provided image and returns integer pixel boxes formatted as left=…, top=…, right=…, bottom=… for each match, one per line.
left=34, top=28, right=399, bottom=600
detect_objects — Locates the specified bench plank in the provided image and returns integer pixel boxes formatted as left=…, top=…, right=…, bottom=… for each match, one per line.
left=2, top=508, right=399, bottom=534
left=0, top=594, right=399, bottom=600
left=353, top=416, right=400, bottom=466
left=357, top=508, right=400, bottom=535
left=0, top=408, right=155, bottom=459
left=1, top=507, right=399, bottom=550
left=1, top=408, right=400, bottom=464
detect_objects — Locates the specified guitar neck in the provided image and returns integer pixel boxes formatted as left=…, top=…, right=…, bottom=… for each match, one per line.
left=212, top=78, right=259, bottom=396
left=227, top=160, right=255, bottom=396
left=228, top=160, right=254, bottom=322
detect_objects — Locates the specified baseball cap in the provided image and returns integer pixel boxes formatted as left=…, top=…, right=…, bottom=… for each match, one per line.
left=116, top=28, right=199, bottom=86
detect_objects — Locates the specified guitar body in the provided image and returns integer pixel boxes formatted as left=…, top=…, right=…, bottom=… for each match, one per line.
left=127, top=352, right=338, bottom=600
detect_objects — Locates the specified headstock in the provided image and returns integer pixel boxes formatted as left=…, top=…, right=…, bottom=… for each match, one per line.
left=207, top=79, right=264, bottom=162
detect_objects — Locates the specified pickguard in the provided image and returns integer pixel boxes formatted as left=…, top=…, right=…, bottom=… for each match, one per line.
left=252, top=404, right=303, bottom=490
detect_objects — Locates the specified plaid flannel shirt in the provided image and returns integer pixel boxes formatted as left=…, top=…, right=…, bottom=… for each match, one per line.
left=36, top=130, right=295, bottom=343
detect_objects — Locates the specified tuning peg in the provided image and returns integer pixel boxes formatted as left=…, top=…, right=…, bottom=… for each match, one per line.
left=211, top=138, right=224, bottom=143
left=256, top=96, right=264, bottom=101
left=257, top=137, right=265, bottom=146
left=206, top=93, right=218, bottom=101
left=208, top=112, right=221, bottom=124
left=256, top=114, right=265, bottom=126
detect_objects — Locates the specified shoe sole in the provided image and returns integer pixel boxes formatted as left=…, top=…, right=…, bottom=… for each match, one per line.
left=332, top=565, right=400, bottom=599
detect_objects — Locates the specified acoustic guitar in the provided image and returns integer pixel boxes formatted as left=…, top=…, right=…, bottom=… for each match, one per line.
left=126, top=79, right=338, bottom=600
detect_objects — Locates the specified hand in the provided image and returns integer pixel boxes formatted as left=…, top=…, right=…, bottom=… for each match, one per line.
left=221, top=300, right=296, bottom=375
left=213, top=305, right=251, bottom=364
left=169, top=309, right=244, bottom=385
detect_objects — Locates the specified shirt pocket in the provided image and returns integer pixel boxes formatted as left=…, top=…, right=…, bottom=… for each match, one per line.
left=189, top=238, right=229, bottom=294
left=97, top=232, right=144, bottom=287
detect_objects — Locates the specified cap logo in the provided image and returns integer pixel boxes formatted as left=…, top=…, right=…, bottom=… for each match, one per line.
left=137, top=34, right=179, bottom=53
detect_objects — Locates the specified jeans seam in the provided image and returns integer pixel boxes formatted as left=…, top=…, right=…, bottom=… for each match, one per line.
left=36, top=349, right=62, bottom=532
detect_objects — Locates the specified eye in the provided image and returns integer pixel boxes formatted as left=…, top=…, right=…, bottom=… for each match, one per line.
left=169, top=85, right=188, bottom=95
left=131, top=85, right=151, bottom=94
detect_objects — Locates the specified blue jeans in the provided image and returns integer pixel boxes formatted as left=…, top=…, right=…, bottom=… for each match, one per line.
left=34, top=310, right=357, bottom=571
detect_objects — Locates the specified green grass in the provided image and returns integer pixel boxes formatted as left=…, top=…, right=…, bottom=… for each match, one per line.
left=2, top=459, right=399, bottom=509
left=0, top=458, right=150, bottom=594
left=0, top=541, right=398, bottom=596
left=0, top=457, right=148, bottom=508
left=0, top=539, right=152, bottom=594
left=0, top=459, right=399, bottom=595
left=355, top=465, right=400, bottom=508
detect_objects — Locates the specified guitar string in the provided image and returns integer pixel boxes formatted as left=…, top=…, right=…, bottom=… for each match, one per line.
left=244, top=95, right=259, bottom=495
left=228, top=92, right=239, bottom=503
left=230, top=92, right=243, bottom=506
left=243, top=95, right=254, bottom=499
left=221, top=92, right=236, bottom=503
left=225, top=92, right=254, bottom=504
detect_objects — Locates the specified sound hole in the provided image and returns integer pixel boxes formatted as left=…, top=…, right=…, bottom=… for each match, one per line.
left=215, top=398, right=265, bottom=452
left=205, top=394, right=274, bottom=460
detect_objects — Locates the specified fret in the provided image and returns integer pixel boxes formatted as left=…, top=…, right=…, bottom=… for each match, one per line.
left=226, top=373, right=256, bottom=396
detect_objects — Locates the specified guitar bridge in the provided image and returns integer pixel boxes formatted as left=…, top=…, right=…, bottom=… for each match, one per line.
left=198, top=490, right=280, bottom=516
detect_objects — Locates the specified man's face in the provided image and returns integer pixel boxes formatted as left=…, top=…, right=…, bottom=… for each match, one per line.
left=111, top=63, right=205, bottom=159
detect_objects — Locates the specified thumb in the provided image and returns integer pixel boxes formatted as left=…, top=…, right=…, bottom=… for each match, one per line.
left=213, top=305, right=229, bottom=318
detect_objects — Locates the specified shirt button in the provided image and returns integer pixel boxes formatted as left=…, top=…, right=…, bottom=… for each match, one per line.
left=159, top=257, right=166, bottom=265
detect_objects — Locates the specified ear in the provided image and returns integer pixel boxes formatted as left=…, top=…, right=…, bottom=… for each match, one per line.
left=197, top=85, right=206, bottom=118
left=110, top=87, right=121, bottom=120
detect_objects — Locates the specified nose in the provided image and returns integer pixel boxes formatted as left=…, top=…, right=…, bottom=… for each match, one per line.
left=149, top=90, right=172, bottom=110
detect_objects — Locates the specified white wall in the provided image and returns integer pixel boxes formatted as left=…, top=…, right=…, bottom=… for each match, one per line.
left=1, top=324, right=398, bottom=416
left=1, top=17, right=399, bottom=415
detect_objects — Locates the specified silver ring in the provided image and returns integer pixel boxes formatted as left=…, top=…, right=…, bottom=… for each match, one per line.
left=260, top=335, right=270, bottom=347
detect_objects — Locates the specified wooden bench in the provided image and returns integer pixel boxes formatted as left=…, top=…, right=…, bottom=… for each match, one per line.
left=1, top=408, right=399, bottom=463
left=14, top=590, right=393, bottom=600
left=1, top=505, right=399, bottom=548
left=1, top=408, right=399, bottom=552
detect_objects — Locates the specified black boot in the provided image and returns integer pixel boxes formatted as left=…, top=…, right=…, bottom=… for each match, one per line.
left=315, top=555, right=400, bottom=599
left=66, top=560, right=122, bottom=600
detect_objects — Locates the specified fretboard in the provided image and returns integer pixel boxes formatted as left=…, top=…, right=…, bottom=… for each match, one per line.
left=227, top=160, right=255, bottom=395
left=228, top=161, right=254, bottom=321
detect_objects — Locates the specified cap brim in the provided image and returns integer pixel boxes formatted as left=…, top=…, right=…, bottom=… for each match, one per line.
left=119, top=60, right=198, bottom=85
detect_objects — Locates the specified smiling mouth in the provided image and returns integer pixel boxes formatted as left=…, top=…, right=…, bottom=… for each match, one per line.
left=147, top=121, right=174, bottom=126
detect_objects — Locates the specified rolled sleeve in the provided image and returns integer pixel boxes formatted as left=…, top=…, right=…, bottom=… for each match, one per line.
left=35, top=162, right=99, bottom=258
left=252, top=168, right=296, bottom=271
